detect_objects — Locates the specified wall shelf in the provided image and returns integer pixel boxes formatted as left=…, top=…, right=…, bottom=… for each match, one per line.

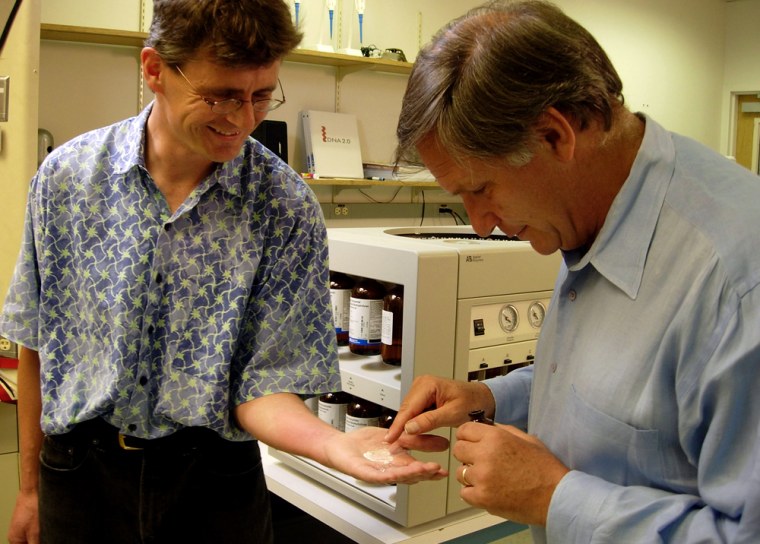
left=40, top=23, right=146, bottom=48
left=306, top=178, right=436, bottom=188
left=39, top=24, right=426, bottom=192
left=39, top=24, right=414, bottom=75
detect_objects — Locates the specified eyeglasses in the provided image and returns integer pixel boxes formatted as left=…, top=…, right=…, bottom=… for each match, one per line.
left=174, top=65, right=286, bottom=114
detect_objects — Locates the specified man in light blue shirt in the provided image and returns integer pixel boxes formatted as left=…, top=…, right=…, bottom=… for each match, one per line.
left=387, top=1, right=760, bottom=542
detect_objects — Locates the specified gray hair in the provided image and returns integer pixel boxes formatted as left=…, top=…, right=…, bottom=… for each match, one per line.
left=395, top=0, right=624, bottom=166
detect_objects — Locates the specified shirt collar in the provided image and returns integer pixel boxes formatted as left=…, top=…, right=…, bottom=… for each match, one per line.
left=564, top=115, right=676, bottom=299
left=113, top=101, right=245, bottom=197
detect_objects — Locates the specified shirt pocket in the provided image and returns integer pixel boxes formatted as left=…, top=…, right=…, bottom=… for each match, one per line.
left=562, top=386, right=665, bottom=487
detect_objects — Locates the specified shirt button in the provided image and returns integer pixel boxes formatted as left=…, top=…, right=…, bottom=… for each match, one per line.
left=568, top=289, right=577, bottom=301
left=127, top=424, right=137, bottom=432
left=139, top=376, right=148, bottom=386
left=164, top=223, right=172, bottom=231
left=147, top=325, right=155, bottom=335
left=156, top=273, right=163, bottom=284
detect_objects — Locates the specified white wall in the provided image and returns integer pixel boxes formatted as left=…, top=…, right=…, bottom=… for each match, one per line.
left=23, top=0, right=760, bottom=230
left=720, top=0, right=760, bottom=155
left=38, top=0, right=735, bottom=157
left=0, top=0, right=40, bottom=307
left=558, top=0, right=726, bottom=151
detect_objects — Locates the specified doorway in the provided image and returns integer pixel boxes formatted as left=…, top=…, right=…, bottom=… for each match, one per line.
left=733, top=93, right=760, bottom=173
left=751, top=118, right=760, bottom=175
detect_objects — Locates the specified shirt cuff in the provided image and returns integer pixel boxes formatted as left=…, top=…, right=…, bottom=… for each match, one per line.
left=547, top=470, right=612, bottom=543
left=484, top=365, right=533, bottom=428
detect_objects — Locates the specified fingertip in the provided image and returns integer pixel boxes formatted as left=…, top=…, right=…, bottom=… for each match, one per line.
left=405, top=420, right=421, bottom=434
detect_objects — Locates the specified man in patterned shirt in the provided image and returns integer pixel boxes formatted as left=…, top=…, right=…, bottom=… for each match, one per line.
left=0, top=1, right=446, bottom=543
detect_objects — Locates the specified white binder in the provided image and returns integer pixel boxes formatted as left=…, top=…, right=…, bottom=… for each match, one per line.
left=301, top=110, right=364, bottom=179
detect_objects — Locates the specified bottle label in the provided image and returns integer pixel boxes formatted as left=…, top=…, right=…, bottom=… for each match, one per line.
left=349, top=297, right=383, bottom=343
left=318, top=401, right=347, bottom=431
left=330, top=288, right=351, bottom=333
left=344, top=415, right=381, bottom=432
left=381, top=309, right=394, bottom=345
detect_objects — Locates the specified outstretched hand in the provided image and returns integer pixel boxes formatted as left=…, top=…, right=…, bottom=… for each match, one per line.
left=324, top=426, right=449, bottom=484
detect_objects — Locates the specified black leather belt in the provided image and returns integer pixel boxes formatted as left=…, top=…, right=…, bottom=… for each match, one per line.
left=53, top=417, right=225, bottom=452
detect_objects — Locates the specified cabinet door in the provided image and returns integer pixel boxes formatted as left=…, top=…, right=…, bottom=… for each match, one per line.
left=0, top=452, right=19, bottom=540
left=0, top=403, right=17, bottom=455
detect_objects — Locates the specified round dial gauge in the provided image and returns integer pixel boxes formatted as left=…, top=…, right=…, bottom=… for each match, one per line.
left=528, top=301, right=546, bottom=328
left=499, top=304, right=519, bottom=333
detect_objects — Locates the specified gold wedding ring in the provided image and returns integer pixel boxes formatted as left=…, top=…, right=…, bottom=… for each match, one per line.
left=461, top=464, right=473, bottom=487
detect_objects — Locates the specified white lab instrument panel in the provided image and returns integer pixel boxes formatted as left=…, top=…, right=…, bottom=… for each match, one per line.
left=271, top=226, right=561, bottom=527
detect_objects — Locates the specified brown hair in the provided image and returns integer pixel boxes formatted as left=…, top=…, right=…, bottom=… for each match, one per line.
left=395, top=0, right=624, bottom=165
left=145, top=0, right=302, bottom=67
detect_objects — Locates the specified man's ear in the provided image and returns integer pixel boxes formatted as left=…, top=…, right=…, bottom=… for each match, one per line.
left=536, top=107, right=576, bottom=162
left=141, top=47, right=165, bottom=94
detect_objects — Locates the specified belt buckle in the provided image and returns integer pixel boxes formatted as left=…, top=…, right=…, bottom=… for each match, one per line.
left=118, top=433, right=144, bottom=451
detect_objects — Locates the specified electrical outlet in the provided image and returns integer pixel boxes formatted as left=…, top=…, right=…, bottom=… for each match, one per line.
left=0, top=335, right=18, bottom=359
left=334, top=205, right=349, bottom=216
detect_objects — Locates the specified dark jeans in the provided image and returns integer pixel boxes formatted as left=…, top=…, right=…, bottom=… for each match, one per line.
left=38, top=418, right=273, bottom=544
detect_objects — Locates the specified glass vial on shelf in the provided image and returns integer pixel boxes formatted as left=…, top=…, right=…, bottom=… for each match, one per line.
left=329, top=271, right=354, bottom=346
left=381, top=283, right=404, bottom=365
left=344, top=397, right=383, bottom=432
left=318, top=391, right=353, bottom=431
left=349, top=277, right=384, bottom=356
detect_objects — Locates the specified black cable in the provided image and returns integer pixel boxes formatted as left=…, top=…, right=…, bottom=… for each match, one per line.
left=357, top=186, right=403, bottom=203
left=419, top=190, right=426, bottom=226
left=439, top=206, right=464, bottom=225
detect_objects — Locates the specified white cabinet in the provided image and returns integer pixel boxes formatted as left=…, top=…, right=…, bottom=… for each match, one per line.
left=272, top=227, right=561, bottom=527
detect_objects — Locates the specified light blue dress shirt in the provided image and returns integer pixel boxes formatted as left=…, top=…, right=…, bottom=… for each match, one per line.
left=486, top=116, right=760, bottom=543
left=0, top=104, right=341, bottom=441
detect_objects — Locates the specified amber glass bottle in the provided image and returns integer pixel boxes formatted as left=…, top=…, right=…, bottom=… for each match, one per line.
left=349, top=277, right=384, bottom=355
left=344, top=397, right=382, bottom=432
left=318, top=392, right=353, bottom=431
left=381, top=283, right=404, bottom=365
left=329, top=271, right=354, bottom=346
left=379, top=409, right=397, bottom=429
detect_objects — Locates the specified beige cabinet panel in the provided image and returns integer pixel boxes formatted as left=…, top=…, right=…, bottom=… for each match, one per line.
left=0, top=403, right=17, bottom=455
left=42, top=0, right=143, bottom=31
left=0, top=452, right=19, bottom=540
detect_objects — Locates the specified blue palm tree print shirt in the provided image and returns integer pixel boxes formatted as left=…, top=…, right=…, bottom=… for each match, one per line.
left=0, top=104, right=341, bottom=440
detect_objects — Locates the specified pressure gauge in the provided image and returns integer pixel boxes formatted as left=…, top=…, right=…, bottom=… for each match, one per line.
left=528, top=301, right=546, bottom=328
left=499, top=304, right=519, bottom=333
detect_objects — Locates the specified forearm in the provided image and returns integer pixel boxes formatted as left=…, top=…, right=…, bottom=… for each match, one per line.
left=16, top=346, right=43, bottom=494
left=234, top=392, right=341, bottom=466
left=549, top=470, right=755, bottom=543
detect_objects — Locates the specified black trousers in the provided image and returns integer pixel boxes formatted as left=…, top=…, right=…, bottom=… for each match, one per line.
left=38, top=418, right=273, bottom=544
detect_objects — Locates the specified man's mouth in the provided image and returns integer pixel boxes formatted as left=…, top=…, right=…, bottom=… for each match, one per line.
left=210, top=126, right=240, bottom=137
